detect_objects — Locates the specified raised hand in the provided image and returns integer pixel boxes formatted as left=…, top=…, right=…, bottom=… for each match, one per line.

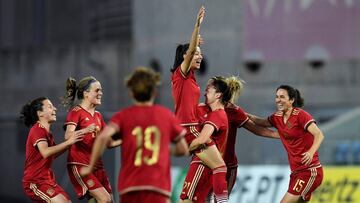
left=196, top=6, right=205, bottom=27
left=198, top=34, right=204, bottom=46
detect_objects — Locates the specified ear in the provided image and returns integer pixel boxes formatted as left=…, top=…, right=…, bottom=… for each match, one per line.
left=83, top=91, right=89, bottom=99
left=289, top=98, right=295, bottom=105
left=215, top=92, right=222, bottom=99
left=37, top=110, right=44, bottom=118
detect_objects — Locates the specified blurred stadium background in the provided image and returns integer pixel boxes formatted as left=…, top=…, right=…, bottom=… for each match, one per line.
left=0, top=0, right=359, bottom=202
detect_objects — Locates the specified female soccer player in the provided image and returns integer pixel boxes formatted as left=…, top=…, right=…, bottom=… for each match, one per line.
left=80, top=67, right=188, bottom=203
left=21, top=97, right=92, bottom=203
left=172, top=6, right=231, bottom=203
left=62, top=76, right=119, bottom=203
left=248, top=85, right=324, bottom=203
left=180, top=76, right=232, bottom=203
left=223, top=76, right=280, bottom=194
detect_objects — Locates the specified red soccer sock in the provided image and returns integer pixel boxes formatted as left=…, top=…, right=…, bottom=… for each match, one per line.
left=212, top=165, right=228, bottom=203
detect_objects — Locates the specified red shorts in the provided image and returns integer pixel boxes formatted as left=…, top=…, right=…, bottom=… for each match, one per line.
left=121, top=190, right=170, bottom=203
left=180, top=160, right=213, bottom=203
left=67, top=164, right=112, bottom=199
left=226, top=165, right=238, bottom=194
left=23, top=181, right=69, bottom=203
left=288, top=166, right=323, bottom=201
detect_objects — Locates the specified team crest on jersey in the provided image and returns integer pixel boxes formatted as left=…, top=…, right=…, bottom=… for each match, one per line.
left=282, top=132, right=290, bottom=138
left=286, top=121, right=293, bottom=129
left=46, top=188, right=55, bottom=196
left=87, top=179, right=95, bottom=187
left=85, top=117, right=90, bottom=121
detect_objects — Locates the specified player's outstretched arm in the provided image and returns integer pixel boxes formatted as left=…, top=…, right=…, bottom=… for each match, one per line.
left=181, top=6, right=205, bottom=74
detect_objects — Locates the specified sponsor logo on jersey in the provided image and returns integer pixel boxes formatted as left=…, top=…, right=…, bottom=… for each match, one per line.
left=87, top=179, right=95, bottom=188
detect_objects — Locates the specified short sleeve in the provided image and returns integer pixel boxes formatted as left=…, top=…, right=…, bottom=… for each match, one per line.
left=30, top=127, right=48, bottom=147
left=298, top=110, right=315, bottom=130
left=109, top=111, right=123, bottom=134
left=204, top=111, right=225, bottom=132
left=99, top=113, right=106, bottom=130
left=234, top=107, right=249, bottom=127
left=64, top=109, right=80, bottom=129
left=268, top=114, right=275, bottom=128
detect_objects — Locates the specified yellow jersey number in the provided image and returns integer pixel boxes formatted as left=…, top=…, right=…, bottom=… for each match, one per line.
left=132, top=126, right=161, bottom=166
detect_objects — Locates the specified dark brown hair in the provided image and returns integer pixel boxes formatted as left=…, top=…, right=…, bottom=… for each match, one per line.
left=126, top=67, right=161, bottom=102
left=20, top=97, right=48, bottom=127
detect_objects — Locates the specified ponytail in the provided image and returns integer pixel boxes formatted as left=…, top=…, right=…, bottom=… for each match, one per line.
left=226, top=76, right=245, bottom=103
left=61, top=76, right=97, bottom=108
left=61, top=77, right=77, bottom=108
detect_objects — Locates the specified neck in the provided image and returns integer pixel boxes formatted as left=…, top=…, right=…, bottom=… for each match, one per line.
left=80, top=101, right=96, bottom=113
left=37, top=120, right=50, bottom=132
left=284, top=107, right=293, bottom=117
left=209, top=102, right=224, bottom=111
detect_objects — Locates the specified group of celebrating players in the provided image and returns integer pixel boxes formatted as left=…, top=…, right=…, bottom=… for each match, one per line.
left=21, top=6, right=325, bottom=203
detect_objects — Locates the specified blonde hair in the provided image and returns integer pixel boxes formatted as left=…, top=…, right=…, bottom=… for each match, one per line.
left=226, top=76, right=245, bottom=103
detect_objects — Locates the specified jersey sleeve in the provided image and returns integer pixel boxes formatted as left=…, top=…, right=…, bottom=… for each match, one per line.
left=204, top=111, right=224, bottom=132
left=235, top=107, right=249, bottom=127
left=30, top=127, right=48, bottom=147
left=173, top=66, right=191, bottom=79
left=99, top=113, right=106, bottom=130
left=64, top=108, right=80, bottom=129
left=109, top=111, right=123, bottom=137
left=268, top=114, right=276, bottom=128
left=298, top=110, right=315, bottom=130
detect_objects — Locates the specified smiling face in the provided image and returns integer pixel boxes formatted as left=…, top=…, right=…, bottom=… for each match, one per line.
left=189, top=46, right=203, bottom=70
left=84, top=81, right=103, bottom=106
left=38, top=99, right=57, bottom=123
left=275, top=88, right=294, bottom=113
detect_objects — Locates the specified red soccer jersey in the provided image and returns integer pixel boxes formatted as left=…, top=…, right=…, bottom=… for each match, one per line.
left=171, top=67, right=201, bottom=125
left=109, top=105, right=184, bottom=197
left=224, top=103, right=249, bottom=167
left=23, top=122, right=56, bottom=184
left=269, top=108, right=321, bottom=172
left=203, top=109, right=229, bottom=157
left=64, top=105, right=106, bottom=168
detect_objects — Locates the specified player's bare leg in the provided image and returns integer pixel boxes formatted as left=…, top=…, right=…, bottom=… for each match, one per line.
left=88, top=187, right=112, bottom=203
left=50, top=194, right=72, bottom=203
